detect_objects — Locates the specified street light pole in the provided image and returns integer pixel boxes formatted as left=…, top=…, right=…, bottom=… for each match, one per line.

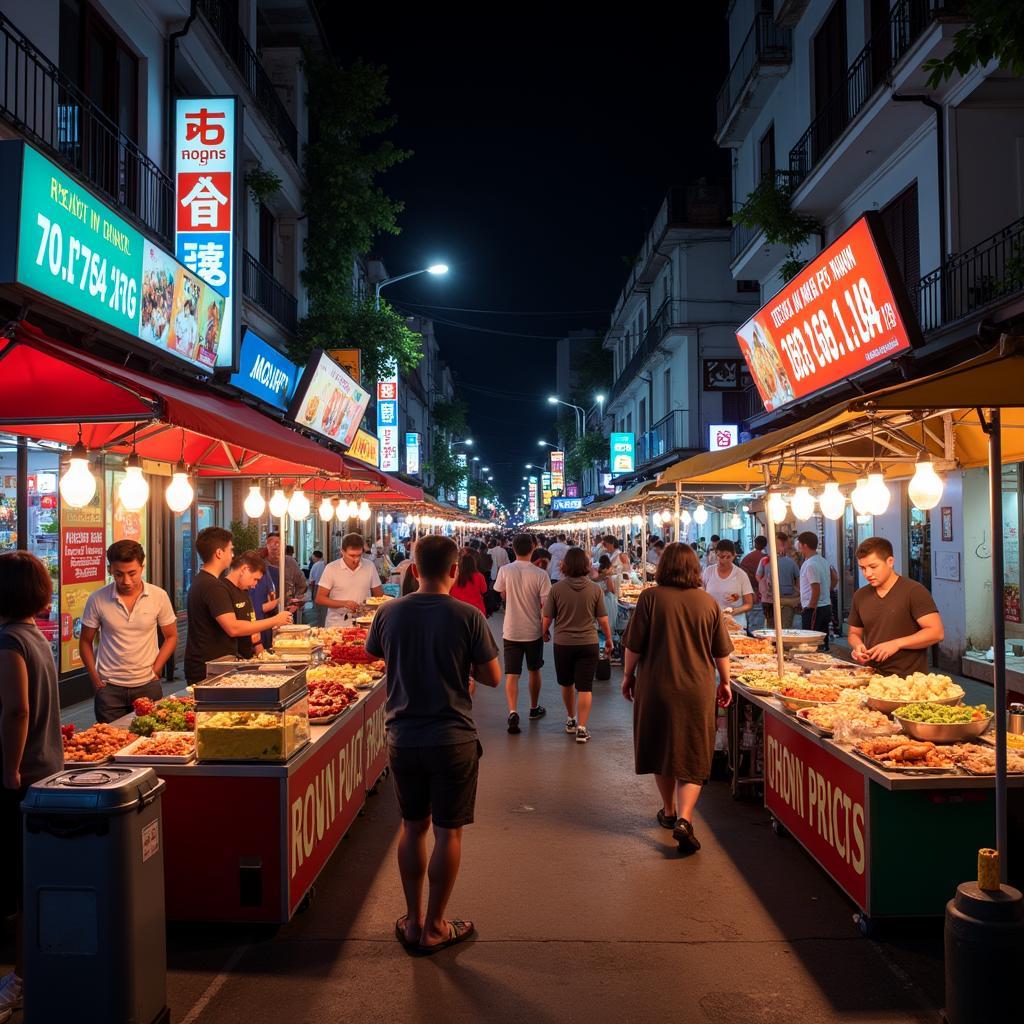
left=374, top=264, right=449, bottom=310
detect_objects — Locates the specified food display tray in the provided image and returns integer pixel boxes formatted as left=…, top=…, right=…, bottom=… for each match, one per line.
left=194, top=665, right=307, bottom=705
left=753, top=629, right=827, bottom=648
left=849, top=747, right=957, bottom=775
left=794, top=710, right=834, bottom=737
left=113, top=732, right=196, bottom=764
left=64, top=756, right=113, bottom=768
left=866, top=692, right=964, bottom=715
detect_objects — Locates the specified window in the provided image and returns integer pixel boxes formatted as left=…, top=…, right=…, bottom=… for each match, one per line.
left=638, top=398, right=647, bottom=436
left=626, top=412, right=632, bottom=435
left=879, top=182, right=920, bottom=294
left=663, top=368, right=671, bottom=416
left=737, top=279, right=759, bottom=293
left=812, top=1, right=848, bottom=160
left=759, top=123, right=775, bottom=180
left=259, top=203, right=276, bottom=272
left=638, top=308, right=646, bottom=338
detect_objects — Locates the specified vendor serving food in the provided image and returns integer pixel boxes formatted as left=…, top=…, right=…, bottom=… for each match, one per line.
left=701, top=540, right=754, bottom=628
left=848, top=537, right=943, bottom=675
left=315, top=533, right=384, bottom=628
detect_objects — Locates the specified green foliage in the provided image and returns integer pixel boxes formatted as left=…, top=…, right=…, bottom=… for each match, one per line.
left=244, top=165, right=282, bottom=205
left=732, top=175, right=820, bottom=283
left=569, top=341, right=613, bottom=407
left=469, top=478, right=496, bottom=502
left=924, top=1, right=1024, bottom=87
left=566, top=431, right=609, bottom=484
left=424, top=434, right=467, bottom=498
left=554, top=408, right=578, bottom=450
left=230, top=520, right=260, bottom=554
left=431, top=397, right=469, bottom=438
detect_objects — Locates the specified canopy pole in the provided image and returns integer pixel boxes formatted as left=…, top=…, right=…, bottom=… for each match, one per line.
left=641, top=502, right=648, bottom=581
left=763, top=468, right=785, bottom=676
left=279, top=513, right=287, bottom=615
left=674, top=483, right=681, bottom=544
left=985, top=407, right=1008, bottom=880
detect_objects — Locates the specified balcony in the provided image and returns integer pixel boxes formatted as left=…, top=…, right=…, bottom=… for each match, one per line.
left=610, top=300, right=687, bottom=403
left=636, top=410, right=688, bottom=468
left=196, top=0, right=298, bottom=160
left=729, top=169, right=805, bottom=274
left=716, top=12, right=792, bottom=147
left=0, top=12, right=173, bottom=246
left=243, top=251, right=298, bottom=334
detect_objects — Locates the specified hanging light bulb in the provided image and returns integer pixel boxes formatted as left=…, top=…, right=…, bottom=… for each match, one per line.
left=767, top=491, right=787, bottom=524
left=59, top=439, right=97, bottom=509
left=244, top=483, right=266, bottom=519
left=318, top=496, right=335, bottom=522
left=864, top=463, right=891, bottom=516
left=729, top=511, right=742, bottom=529
left=269, top=486, right=289, bottom=518
left=851, top=477, right=873, bottom=515
left=385, top=514, right=394, bottom=525
left=819, top=480, right=846, bottom=521
left=693, top=504, right=708, bottom=525
left=908, top=456, right=944, bottom=510
left=166, top=461, right=194, bottom=513
left=288, top=489, right=311, bottom=520
left=790, top=485, right=816, bottom=521
left=680, top=509, right=692, bottom=526
left=117, top=453, right=149, bottom=512
left=358, top=501, right=371, bottom=522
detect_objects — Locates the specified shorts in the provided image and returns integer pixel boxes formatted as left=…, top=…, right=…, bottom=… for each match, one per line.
left=388, top=740, right=481, bottom=829
left=553, top=643, right=599, bottom=692
left=503, top=637, right=544, bottom=675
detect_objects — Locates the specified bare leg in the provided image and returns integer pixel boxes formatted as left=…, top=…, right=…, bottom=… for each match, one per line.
left=654, top=773, right=676, bottom=816
left=421, top=825, right=466, bottom=947
left=397, top=817, right=430, bottom=943
left=505, top=674, right=520, bottom=713
left=676, top=781, right=703, bottom=822
left=528, top=668, right=543, bottom=708
left=576, top=691, right=592, bottom=728
left=560, top=684, right=575, bottom=719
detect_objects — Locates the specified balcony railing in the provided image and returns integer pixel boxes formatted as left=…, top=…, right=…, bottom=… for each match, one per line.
left=197, top=0, right=297, bottom=160
left=0, top=12, right=173, bottom=245
left=729, top=170, right=804, bottom=264
left=637, top=411, right=688, bottom=467
left=243, top=251, right=298, bottom=333
left=916, top=215, right=1024, bottom=333
left=610, top=300, right=688, bottom=403
left=789, top=0, right=948, bottom=181
left=716, top=11, right=793, bottom=135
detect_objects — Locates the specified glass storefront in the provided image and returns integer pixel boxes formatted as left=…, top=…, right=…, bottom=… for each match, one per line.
left=1003, top=464, right=1021, bottom=626
left=841, top=505, right=874, bottom=625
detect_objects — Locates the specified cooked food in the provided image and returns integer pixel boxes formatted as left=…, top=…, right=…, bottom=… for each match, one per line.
left=836, top=687, right=868, bottom=704
left=125, top=733, right=195, bottom=757
left=309, top=663, right=381, bottom=689
left=865, top=673, right=962, bottom=702
left=307, top=679, right=360, bottom=719
left=894, top=703, right=991, bottom=724
left=807, top=669, right=872, bottom=687
left=364, top=596, right=391, bottom=607
left=730, top=636, right=773, bottom=656
left=948, top=744, right=1024, bottom=774
left=778, top=684, right=842, bottom=703
left=800, top=705, right=891, bottom=733
left=857, top=736, right=955, bottom=769
left=206, top=673, right=293, bottom=689
left=63, top=723, right=134, bottom=762
left=736, top=670, right=804, bottom=691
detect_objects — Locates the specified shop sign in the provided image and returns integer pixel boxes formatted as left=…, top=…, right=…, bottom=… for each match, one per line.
left=709, top=424, right=739, bottom=451
left=528, top=475, right=539, bottom=521
left=610, top=432, right=635, bottom=475
left=566, top=483, right=579, bottom=498
left=59, top=475, right=106, bottom=674
left=552, top=497, right=582, bottom=512
left=287, top=705, right=366, bottom=916
left=550, top=450, right=565, bottom=493
left=469, top=495, right=478, bottom=515
left=764, top=714, right=867, bottom=909
left=582, top=494, right=596, bottom=506
left=363, top=683, right=387, bottom=793
left=601, top=473, right=615, bottom=494
left=2, top=142, right=226, bottom=373
left=736, top=214, right=921, bottom=413
left=347, top=429, right=380, bottom=467
left=377, top=371, right=399, bottom=472
left=328, top=348, right=362, bottom=384
left=175, top=97, right=237, bottom=368
left=405, top=432, right=420, bottom=476
left=288, top=350, right=370, bottom=449
left=229, top=329, right=297, bottom=412
left=456, top=452, right=468, bottom=509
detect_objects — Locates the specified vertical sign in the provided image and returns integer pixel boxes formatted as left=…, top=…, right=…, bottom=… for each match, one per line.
left=175, top=97, right=237, bottom=368
left=377, top=370, right=399, bottom=472
left=541, top=471, right=552, bottom=507
left=456, top=452, right=468, bottom=509
left=60, top=475, right=106, bottom=674
left=550, top=450, right=565, bottom=494
left=469, top=495, right=478, bottom=516
left=405, top=432, right=420, bottom=476
left=610, top=432, right=635, bottom=474
left=528, top=475, right=539, bottom=521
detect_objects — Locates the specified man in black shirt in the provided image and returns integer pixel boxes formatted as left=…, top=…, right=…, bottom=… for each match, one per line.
left=366, top=534, right=500, bottom=955
left=223, top=551, right=271, bottom=659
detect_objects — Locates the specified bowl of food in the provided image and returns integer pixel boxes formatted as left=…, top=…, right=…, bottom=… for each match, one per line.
left=753, top=629, right=827, bottom=649
left=735, top=670, right=804, bottom=694
left=864, top=673, right=964, bottom=714
left=774, top=683, right=843, bottom=711
left=893, top=703, right=993, bottom=742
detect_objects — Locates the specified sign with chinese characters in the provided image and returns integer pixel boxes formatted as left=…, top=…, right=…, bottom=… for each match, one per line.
left=610, top=432, right=635, bottom=475
left=469, top=495, right=478, bottom=516
left=288, top=350, right=370, bottom=449
left=736, top=214, right=920, bottom=413
left=175, top=97, right=237, bottom=368
left=347, top=429, right=380, bottom=468
left=566, top=483, right=579, bottom=498
left=328, top=349, right=362, bottom=384
left=542, top=471, right=552, bottom=506
left=552, top=497, right=583, bottom=512
left=405, top=432, right=420, bottom=476
left=377, top=371, right=399, bottom=472
left=229, top=329, right=298, bottom=412
left=456, top=452, right=468, bottom=509
left=60, top=474, right=106, bottom=674
left=550, top=450, right=565, bottom=494
left=528, top=475, right=539, bottom=521
left=3, top=142, right=225, bottom=373
left=708, top=424, right=739, bottom=452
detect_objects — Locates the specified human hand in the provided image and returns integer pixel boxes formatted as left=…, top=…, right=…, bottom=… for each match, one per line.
left=342, top=600, right=359, bottom=611
left=728, top=593, right=739, bottom=603
left=866, top=640, right=902, bottom=662
left=275, top=611, right=294, bottom=627
left=543, top=631, right=551, bottom=643
left=716, top=680, right=733, bottom=708
left=622, top=673, right=635, bottom=702
left=851, top=645, right=871, bottom=663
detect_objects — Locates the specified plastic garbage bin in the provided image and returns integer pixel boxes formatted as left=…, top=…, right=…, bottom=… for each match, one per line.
left=22, top=765, right=169, bottom=1024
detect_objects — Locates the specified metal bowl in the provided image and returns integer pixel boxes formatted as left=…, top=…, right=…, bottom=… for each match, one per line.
left=772, top=691, right=841, bottom=712
left=893, top=713, right=993, bottom=743
left=753, top=629, right=827, bottom=649
left=866, top=691, right=964, bottom=715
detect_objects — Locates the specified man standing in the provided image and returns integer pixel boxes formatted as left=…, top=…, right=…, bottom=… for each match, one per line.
left=222, top=551, right=270, bottom=659
left=266, top=532, right=307, bottom=622
left=316, top=532, right=384, bottom=628
left=308, top=550, right=327, bottom=626
left=494, top=534, right=551, bottom=733
left=365, top=535, right=500, bottom=954
left=548, top=534, right=570, bottom=581
left=849, top=536, right=943, bottom=673
left=487, top=536, right=509, bottom=582
left=758, top=532, right=801, bottom=628
left=705, top=535, right=721, bottom=568
left=80, top=541, right=177, bottom=724
left=739, top=536, right=768, bottom=631
left=797, top=531, right=833, bottom=649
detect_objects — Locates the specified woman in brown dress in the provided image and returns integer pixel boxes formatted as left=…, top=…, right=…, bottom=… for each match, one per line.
left=622, top=542, right=733, bottom=853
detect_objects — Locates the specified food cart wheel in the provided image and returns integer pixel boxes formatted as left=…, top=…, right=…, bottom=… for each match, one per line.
left=853, top=912, right=874, bottom=938
left=770, top=816, right=788, bottom=838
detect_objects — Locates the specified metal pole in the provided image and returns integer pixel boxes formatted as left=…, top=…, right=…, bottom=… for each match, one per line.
left=640, top=503, right=648, bottom=582
left=279, top=514, right=287, bottom=614
left=986, top=407, right=1008, bottom=880
left=763, top=469, right=785, bottom=677
left=674, top=482, right=681, bottom=545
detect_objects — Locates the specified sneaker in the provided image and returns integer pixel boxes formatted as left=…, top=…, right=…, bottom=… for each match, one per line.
left=575, top=726, right=590, bottom=743
left=0, top=973, right=23, bottom=1012
left=564, top=716, right=578, bottom=734
left=529, top=705, right=546, bottom=720
left=507, top=711, right=520, bottom=735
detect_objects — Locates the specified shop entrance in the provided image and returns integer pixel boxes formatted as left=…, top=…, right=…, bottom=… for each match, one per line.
left=907, top=500, right=931, bottom=591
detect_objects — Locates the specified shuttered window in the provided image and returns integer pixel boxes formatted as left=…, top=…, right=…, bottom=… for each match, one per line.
left=879, top=182, right=920, bottom=294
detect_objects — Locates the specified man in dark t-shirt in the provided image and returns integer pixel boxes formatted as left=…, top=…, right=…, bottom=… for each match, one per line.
left=223, top=551, right=271, bottom=659
left=848, top=536, right=944, bottom=676
left=365, top=534, right=500, bottom=955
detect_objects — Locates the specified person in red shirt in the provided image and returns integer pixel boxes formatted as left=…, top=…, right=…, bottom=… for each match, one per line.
left=450, top=554, right=487, bottom=615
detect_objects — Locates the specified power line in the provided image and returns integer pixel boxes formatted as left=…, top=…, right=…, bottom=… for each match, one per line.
left=393, top=304, right=565, bottom=340
left=400, top=301, right=611, bottom=317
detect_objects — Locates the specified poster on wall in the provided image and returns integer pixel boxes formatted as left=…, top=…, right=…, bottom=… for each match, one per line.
left=287, top=350, right=370, bottom=449
left=60, top=476, right=106, bottom=674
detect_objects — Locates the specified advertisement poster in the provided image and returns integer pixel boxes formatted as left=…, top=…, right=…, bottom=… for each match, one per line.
left=288, top=351, right=370, bottom=449
left=550, top=451, right=565, bottom=494
left=60, top=476, right=106, bottom=674
left=528, top=476, right=539, bottom=521
left=456, top=453, right=468, bottom=509
left=108, top=470, right=148, bottom=552
left=405, top=432, right=420, bottom=476
left=229, top=330, right=298, bottom=411
left=328, top=349, right=362, bottom=384
left=610, top=432, right=635, bottom=475
left=347, top=429, right=380, bottom=467
left=736, top=215, right=919, bottom=412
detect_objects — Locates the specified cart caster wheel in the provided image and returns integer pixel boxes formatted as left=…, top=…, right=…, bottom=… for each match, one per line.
left=770, top=817, right=788, bottom=838
left=854, top=912, right=874, bottom=937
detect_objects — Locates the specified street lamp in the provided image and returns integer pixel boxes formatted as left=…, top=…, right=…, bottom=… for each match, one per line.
left=481, top=466, right=490, bottom=472
left=374, top=263, right=449, bottom=309
left=547, top=395, right=585, bottom=438
left=450, top=438, right=473, bottom=448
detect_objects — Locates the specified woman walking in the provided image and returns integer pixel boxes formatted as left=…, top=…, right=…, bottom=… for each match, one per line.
left=622, top=543, right=733, bottom=853
left=542, top=548, right=613, bottom=744
left=450, top=554, right=488, bottom=615
left=595, top=554, right=620, bottom=657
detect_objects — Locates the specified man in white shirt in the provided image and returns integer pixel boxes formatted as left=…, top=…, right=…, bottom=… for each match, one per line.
left=79, top=541, right=178, bottom=723
left=488, top=537, right=509, bottom=581
left=316, top=532, right=384, bottom=627
left=798, top=530, right=833, bottom=650
left=547, top=534, right=570, bottom=581
left=494, top=534, right=551, bottom=733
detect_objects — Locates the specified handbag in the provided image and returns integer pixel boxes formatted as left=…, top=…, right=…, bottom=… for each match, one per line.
left=595, top=655, right=611, bottom=681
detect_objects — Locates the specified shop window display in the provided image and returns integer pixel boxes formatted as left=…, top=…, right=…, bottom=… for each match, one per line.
left=1003, top=465, right=1021, bottom=626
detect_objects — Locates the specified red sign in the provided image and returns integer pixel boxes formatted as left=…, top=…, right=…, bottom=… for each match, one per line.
left=176, top=171, right=232, bottom=232
left=377, top=380, right=397, bottom=401
left=60, top=526, right=105, bottom=584
left=737, top=215, right=919, bottom=412
left=764, top=713, right=868, bottom=909
left=287, top=705, right=366, bottom=915
left=364, top=682, right=388, bottom=792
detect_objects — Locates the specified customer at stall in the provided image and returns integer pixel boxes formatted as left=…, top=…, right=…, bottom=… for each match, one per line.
left=797, top=531, right=833, bottom=649
left=365, top=534, right=501, bottom=954
left=0, top=551, right=62, bottom=1018
left=530, top=547, right=552, bottom=574
left=601, top=535, right=631, bottom=582
left=758, top=532, right=801, bottom=628
left=79, top=540, right=178, bottom=724
left=450, top=554, right=488, bottom=616
left=704, top=535, right=721, bottom=568
left=488, top=536, right=509, bottom=581
left=548, top=534, right=570, bottom=581
left=849, top=536, right=943, bottom=674
left=701, top=539, right=754, bottom=630
left=223, top=551, right=270, bottom=659
left=316, top=532, right=384, bottom=627
left=542, top=548, right=612, bottom=743
left=738, top=536, right=768, bottom=631
left=622, top=543, right=733, bottom=854
left=265, top=532, right=307, bottom=623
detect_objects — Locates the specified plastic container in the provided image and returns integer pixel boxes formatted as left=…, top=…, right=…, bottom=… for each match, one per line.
left=195, top=690, right=310, bottom=762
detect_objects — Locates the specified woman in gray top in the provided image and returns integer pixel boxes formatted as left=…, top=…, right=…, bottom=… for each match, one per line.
left=542, top=548, right=613, bottom=744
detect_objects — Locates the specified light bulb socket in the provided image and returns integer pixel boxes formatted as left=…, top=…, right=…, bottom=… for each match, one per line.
left=125, top=451, right=143, bottom=471
left=69, top=440, right=89, bottom=462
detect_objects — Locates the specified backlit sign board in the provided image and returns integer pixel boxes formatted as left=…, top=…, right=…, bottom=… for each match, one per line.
left=288, top=350, right=370, bottom=449
left=709, top=424, right=739, bottom=452
left=229, top=330, right=297, bottom=411
left=610, top=432, right=635, bottom=475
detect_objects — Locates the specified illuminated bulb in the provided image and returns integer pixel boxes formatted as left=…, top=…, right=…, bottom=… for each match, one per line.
left=790, top=486, right=816, bottom=521
left=851, top=477, right=873, bottom=515
left=693, top=504, right=708, bottom=525
left=818, top=481, right=846, bottom=521
left=730, top=512, right=742, bottom=529
left=244, top=484, right=266, bottom=519
left=268, top=488, right=289, bottom=518
left=631, top=515, right=643, bottom=526
left=865, top=467, right=891, bottom=516
left=767, top=492, right=787, bottom=524
left=742, top=504, right=750, bottom=513
left=359, top=501, right=371, bottom=522
left=166, top=463, right=194, bottom=513
left=117, top=456, right=149, bottom=512
left=680, top=509, right=692, bottom=526
left=908, top=458, right=943, bottom=511
left=59, top=443, right=96, bottom=509
left=288, top=490, right=311, bottom=520
left=384, top=514, right=393, bottom=525
left=318, top=496, right=334, bottom=522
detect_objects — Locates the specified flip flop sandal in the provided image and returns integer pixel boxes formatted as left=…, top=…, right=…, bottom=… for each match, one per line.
left=414, top=918, right=475, bottom=956
left=395, top=915, right=420, bottom=951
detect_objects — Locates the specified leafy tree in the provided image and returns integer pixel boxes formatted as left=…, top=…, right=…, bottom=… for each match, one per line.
left=924, top=2, right=1024, bottom=87
left=731, top=175, right=821, bottom=282
left=424, top=432, right=467, bottom=498
left=431, top=397, right=469, bottom=438
left=566, top=431, right=609, bottom=484
left=469, top=478, right=496, bottom=503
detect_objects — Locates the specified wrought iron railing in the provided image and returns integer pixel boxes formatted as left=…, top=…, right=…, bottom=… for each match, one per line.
left=716, top=11, right=793, bottom=135
left=729, top=170, right=804, bottom=264
left=637, top=410, right=688, bottom=466
left=610, top=300, right=688, bottom=403
left=0, top=12, right=174, bottom=245
left=243, top=251, right=298, bottom=333
left=789, top=0, right=948, bottom=181
left=196, top=0, right=297, bottom=160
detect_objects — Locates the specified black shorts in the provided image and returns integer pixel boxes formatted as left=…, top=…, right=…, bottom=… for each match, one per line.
left=553, top=643, right=599, bottom=692
left=503, top=637, right=544, bottom=675
left=389, top=739, right=481, bottom=829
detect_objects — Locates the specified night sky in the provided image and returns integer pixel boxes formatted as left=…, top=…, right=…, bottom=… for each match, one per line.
left=323, top=6, right=730, bottom=510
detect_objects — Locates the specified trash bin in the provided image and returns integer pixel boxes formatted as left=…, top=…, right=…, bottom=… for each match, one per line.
left=22, top=765, right=169, bottom=1024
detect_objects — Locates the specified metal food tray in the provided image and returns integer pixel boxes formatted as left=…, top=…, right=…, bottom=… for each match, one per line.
left=113, top=732, right=196, bottom=764
left=849, top=747, right=958, bottom=775
left=193, top=665, right=307, bottom=705
left=795, top=710, right=834, bottom=737
left=63, top=755, right=113, bottom=767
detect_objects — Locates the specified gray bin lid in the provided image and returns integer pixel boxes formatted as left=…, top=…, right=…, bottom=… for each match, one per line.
left=22, top=765, right=164, bottom=815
